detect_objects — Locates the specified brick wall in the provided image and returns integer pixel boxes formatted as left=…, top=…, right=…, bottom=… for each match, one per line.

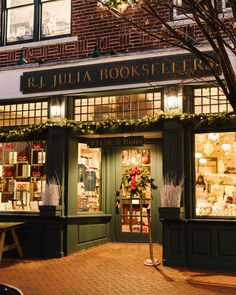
left=0, top=0, right=233, bottom=68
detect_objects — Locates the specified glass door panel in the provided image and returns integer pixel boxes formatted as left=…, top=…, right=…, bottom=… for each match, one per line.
left=113, top=142, right=162, bottom=243
left=119, top=148, right=152, bottom=237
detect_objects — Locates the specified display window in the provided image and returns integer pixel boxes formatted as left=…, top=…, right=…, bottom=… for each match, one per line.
left=77, top=143, right=101, bottom=213
left=195, top=132, right=236, bottom=217
left=0, top=141, right=46, bottom=212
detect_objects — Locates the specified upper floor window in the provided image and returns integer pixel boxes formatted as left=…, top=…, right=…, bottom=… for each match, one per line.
left=173, top=0, right=232, bottom=20
left=3, top=0, right=71, bottom=45
left=222, top=0, right=232, bottom=10
left=173, top=0, right=190, bottom=20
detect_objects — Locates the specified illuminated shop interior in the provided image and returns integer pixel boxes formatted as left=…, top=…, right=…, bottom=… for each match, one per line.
left=195, top=132, right=236, bottom=217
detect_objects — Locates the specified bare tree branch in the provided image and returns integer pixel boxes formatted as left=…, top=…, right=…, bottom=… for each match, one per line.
left=99, top=0, right=236, bottom=110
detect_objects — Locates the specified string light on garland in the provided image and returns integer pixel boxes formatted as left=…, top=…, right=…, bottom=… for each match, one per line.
left=0, top=111, right=235, bottom=141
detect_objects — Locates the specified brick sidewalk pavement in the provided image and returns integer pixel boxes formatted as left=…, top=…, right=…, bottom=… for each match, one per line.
left=0, top=243, right=235, bottom=295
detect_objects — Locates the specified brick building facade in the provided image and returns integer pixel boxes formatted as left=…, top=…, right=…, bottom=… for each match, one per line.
left=0, top=0, right=235, bottom=271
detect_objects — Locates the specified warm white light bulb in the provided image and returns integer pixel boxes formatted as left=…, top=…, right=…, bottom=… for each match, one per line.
left=199, top=158, right=207, bottom=165
left=221, top=143, right=231, bottom=152
left=51, top=105, right=61, bottom=117
left=166, top=96, right=178, bottom=108
left=195, top=152, right=202, bottom=159
left=208, top=133, right=219, bottom=141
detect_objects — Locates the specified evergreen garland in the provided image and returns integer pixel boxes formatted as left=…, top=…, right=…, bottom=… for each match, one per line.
left=0, top=111, right=235, bottom=141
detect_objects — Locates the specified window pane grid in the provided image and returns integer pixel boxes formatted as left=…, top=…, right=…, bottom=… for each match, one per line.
left=0, top=101, right=48, bottom=127
left=194, top=87, right=232, bottom=114
left=74, top=92, right=162, bottom=122
left=5, top=0, right=71, bottom=44
left=41, top=0, right=71, bottom=38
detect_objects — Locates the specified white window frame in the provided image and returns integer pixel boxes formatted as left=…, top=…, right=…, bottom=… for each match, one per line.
left=3, top=0, right=71, bottom=46
left=173, top=0, right=192, bottom=20
left=222, top=0, right=232, bottom=12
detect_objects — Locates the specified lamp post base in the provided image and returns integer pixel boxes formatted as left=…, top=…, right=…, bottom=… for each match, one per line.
left=144, top=258, right=161, bottom=267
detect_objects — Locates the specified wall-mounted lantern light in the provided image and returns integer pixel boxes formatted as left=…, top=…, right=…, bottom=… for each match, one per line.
left=166, top=94, right=178, bottom=109
left=50, top=98, right=62, bottom=120
left=164, top=86, right=182, bottom=113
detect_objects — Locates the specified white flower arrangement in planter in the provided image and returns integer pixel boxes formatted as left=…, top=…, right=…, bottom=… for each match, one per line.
left=40, top=176, right=63, bottom=216
left=158, top=175, right=184, bottom=220
left=159, top=175, right=184, bottom=207
left=42, top=177, right=62, bottom=206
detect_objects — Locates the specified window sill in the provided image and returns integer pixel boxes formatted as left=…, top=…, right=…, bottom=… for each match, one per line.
left=169, top=11, right=233, bottom=27
left=0, top=36, right=78, bottom=52
left=0, top=210, right=40, bottom=216
left=167, top=17, right=194, bottom=27
left=67, top=213, right=112, bottom=219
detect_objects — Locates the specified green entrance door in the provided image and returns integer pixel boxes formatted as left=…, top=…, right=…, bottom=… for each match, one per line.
left=113, top=143, right=162, bottom=243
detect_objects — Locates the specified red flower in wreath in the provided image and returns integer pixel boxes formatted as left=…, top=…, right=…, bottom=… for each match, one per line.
left=129, top=166, right=140, bottom=190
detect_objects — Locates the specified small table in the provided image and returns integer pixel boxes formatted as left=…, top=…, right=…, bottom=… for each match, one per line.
left=0, top=222, right=24, bottom=264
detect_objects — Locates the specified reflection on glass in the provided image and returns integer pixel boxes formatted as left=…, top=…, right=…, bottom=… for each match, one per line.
left=77, top=143, right=101, bottom=213
left=121, top=149, right=151, bottom=233
left=122, top=149, right=150, bottom=166
left=41, top=0, right=71, bottom=37
left=74, top=92, right=161, bottom=122
left=0, top=141, right=46, bottom=212
left=194, top=87, right=232, bottom=114
left=0, top=102, right=48, bottom=127
left=195, top=132, right=236, bottom=217
left=7, top=0, right=33, bottom=7
left=7, top=6, right=34, bottom=43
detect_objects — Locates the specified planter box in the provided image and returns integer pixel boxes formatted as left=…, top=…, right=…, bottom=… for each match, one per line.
left=158, top=207, right=183, bottom=220
left=39, top=205, right=63, bottom=216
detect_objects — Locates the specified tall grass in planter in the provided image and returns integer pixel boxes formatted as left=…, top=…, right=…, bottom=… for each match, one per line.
left=158, top=175, right=184, bottom=220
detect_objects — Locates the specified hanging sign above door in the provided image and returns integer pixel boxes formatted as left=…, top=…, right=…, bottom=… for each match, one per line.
left=87, top=136, right=144, bottom=148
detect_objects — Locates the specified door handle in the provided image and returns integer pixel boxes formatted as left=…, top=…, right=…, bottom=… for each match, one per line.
left=116, top=199, right=120, bottom=214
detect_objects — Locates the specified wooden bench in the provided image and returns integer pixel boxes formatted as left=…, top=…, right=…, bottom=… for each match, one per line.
left=0, top=222, right=24, bottom=264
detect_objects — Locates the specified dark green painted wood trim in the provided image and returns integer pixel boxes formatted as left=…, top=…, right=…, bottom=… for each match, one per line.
left=66, top=237, right=110, bottom=255
left=183, top=126, right=194, bottom=219
left=161, top=219, right=236, bottom=271
left=0, top=215, right=65, bottom=258
left=66, top=87, right=164, bottom=99
left=66, top=214, right=112, bottom=218
left=107, top=141, right=162, bottom=243
left=46, top=126, right=69, bottom=213
left=66, top=135, right=79, bottom=215
left=163, top=120, right=184, bottom=180
left=64, top=216, right=111, bottom=255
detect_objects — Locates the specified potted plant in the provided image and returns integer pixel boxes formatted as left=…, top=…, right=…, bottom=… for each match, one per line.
left=158, top=175, right=184, bottom=220
left=39, top=176, right=63, bottom=216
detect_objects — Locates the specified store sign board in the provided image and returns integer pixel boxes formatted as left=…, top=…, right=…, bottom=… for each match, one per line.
left=20, top=51, right=219, bottom=94
left=87, top=136, right=144, bottom=147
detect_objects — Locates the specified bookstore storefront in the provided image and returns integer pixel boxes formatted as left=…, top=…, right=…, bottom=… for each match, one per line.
left=0, top=50, right=235, bottom=270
